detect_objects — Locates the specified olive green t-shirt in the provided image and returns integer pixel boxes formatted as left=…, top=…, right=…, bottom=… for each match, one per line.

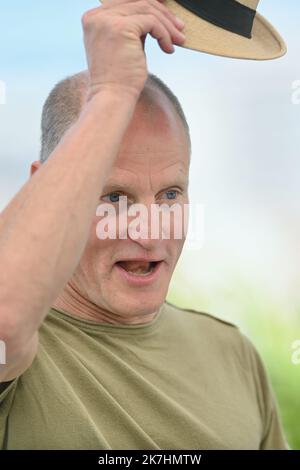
left=0, top=301, right=289, bottom=450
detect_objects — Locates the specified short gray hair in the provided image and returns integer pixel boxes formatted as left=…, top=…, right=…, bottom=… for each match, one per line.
left=40, top=71, right=191, bottom=163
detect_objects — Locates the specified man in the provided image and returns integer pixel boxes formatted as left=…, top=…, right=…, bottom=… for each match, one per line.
left=0, top=0, right=289, bottom=449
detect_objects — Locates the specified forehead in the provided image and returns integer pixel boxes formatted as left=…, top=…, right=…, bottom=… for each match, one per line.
left=109, top=91, right=190, bottom=182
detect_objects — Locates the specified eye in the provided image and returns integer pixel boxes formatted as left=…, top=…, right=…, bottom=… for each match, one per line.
left=163, top=189, right=180, bottom=200
left=102, top=192, right=124, bottom=203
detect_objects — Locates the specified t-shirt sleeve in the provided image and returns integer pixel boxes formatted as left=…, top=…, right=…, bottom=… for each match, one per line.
left=0, top=378, right=19, bottom=449
left=240, top=333, right=290, bottom=450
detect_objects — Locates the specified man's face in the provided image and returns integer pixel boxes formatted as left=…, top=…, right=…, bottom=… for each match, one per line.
left=45, top=94, right=189, bottom=320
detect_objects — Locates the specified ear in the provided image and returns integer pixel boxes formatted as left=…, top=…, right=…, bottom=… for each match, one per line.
left=30, top=160, right=41, bottom=178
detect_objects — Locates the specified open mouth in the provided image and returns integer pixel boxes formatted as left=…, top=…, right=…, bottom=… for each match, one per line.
left=115, top=260, right=159, bottom=277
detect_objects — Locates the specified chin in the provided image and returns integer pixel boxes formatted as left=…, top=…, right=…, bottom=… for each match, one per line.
left=111, top=292, right=165, bottom=317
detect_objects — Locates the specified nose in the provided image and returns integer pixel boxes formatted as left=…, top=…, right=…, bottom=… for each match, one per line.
left=125, top=200, right=162, bottom=250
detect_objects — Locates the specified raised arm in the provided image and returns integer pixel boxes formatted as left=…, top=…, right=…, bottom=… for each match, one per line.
left=0, top=0, right=185, bottom=382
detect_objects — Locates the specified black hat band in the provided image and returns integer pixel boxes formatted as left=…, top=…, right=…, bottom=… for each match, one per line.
left=174, top=0, right=256, bottom=39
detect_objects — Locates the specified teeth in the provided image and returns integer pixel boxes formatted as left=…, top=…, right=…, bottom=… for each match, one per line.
left=127, top=270, right=152, bottom=277
left=118, top=261, right=156, bottom=276
left=127, top=264, right=155, bottom=276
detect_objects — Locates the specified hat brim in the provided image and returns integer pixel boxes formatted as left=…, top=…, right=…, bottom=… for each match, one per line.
left=165, top=0, right=287, bottom=60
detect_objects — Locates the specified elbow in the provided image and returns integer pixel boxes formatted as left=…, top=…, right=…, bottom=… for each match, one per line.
left=0, top=310, right=21, bottom=347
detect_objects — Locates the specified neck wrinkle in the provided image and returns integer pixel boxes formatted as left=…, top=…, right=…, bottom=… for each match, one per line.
left=52, top=281, right=161, bottom=326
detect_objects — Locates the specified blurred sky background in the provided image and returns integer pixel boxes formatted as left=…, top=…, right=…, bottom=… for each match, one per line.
left=0, top=0, right=299, bottom=447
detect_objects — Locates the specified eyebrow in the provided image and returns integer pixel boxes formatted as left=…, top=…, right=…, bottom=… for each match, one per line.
left=102, top=182, right=134, bottom=193
left=102, top=178, right=188, bottom=194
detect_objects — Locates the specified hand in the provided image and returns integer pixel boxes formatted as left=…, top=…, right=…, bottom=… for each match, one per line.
left=82, top=0, right=185, bottom=102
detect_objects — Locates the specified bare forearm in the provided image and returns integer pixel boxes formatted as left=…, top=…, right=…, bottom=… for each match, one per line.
left=0, top=92, right=136, bottom=340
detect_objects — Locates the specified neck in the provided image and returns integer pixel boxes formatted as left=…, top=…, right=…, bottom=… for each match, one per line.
left=51, top=280, right=160, bottom=325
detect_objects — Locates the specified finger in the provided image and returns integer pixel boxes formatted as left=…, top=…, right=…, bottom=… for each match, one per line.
left=100, top=0, right=185, bottom=31
left=107, top=2, right=186, bottom=47
left=88, top=0, right=185, bottom=52
left=129, top=13, right=176, bottom=54
left=141, top=34, right=147, bottom=49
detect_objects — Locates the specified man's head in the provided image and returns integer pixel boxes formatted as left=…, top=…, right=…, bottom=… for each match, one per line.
left=31, top=71, right=191, bottom=322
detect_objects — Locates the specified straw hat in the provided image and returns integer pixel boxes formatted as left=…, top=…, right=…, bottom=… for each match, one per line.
left=99, top=0, right=287, bottom=60
left=165, top=0, right=287, bottom=60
